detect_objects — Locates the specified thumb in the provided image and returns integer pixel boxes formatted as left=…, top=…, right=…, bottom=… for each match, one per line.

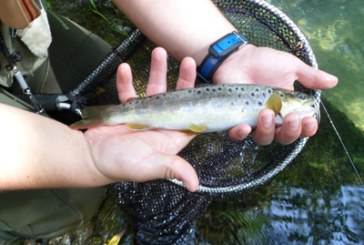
left=296, top=63, right=338, bottom=90
left=153, top=154, right=199, bottom=192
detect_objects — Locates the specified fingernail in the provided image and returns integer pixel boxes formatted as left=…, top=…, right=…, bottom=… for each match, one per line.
left=235, top=127, right=251, bottom=141
left=262, top=113, right=274, bottom=128
left=288, top=119, right=299, bottom=131
left=237, top=129, right=247, bottom=140
left=304, top=119, right=316, bottom=131
left=302, top=119, right=317, bottom=131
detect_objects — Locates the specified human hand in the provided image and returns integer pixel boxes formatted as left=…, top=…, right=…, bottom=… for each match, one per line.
left=213, top=44, right=338, bottom=145
left=84, top=48, right=199, bottom=192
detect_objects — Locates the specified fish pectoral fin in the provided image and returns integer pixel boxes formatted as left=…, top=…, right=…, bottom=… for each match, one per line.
left=188, top=123, right=208, bottom=133
left=265, top=93, right=282, bottom=115
left=125, top=123, right=151, bottom=130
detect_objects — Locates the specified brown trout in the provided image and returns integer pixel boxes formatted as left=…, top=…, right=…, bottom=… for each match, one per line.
left=70, top=84, right=320, bottom=132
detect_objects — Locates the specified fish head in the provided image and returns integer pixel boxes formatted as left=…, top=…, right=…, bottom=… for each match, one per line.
left=266, top=90, right=320, bottom=123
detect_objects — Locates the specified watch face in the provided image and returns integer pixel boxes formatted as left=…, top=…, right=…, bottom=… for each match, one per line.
left=210, top=32, right=249, bottom=57
left=199, top=32, right=249, bottom=81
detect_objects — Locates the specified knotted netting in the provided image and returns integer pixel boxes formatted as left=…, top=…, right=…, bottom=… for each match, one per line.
left=68, top=0, right=319, bottom=243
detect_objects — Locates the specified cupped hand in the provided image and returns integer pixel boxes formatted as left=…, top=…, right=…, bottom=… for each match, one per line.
left=213, top=44, right=338, bottom=145
left=84, top=47, right=199, bottom=191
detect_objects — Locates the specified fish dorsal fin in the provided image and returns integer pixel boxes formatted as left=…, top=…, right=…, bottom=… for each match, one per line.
left=265, top=92, right=282, bottom=115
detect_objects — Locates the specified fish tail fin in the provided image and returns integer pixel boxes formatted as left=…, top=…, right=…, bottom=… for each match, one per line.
left=70, top=105, right=110, bottom=129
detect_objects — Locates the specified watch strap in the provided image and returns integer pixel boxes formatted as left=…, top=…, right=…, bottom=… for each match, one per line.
left=198, top=31, right=249, bottom=82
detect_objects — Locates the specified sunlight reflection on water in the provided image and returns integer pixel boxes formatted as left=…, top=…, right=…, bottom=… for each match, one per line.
left=262, top=185, right=364, bottom=243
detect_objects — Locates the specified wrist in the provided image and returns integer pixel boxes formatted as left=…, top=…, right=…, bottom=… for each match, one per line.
left=212, top=43, right=255, bottom=84
left=197, top=31, right=249, bottom=82
left=81, top=131, right=116, bottom=186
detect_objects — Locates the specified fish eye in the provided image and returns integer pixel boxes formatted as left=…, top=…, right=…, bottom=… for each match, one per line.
left=297, top=93, right=308, bottom=100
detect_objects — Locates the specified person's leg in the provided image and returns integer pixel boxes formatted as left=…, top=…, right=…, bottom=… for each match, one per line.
left=29, top=10, right=112, bottom=94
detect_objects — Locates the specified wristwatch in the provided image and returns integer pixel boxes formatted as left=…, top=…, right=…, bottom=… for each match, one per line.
left=198, top=31, right=249, bottom=82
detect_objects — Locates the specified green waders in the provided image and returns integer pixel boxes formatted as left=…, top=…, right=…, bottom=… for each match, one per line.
left=0, top=10, right=112, bottom=242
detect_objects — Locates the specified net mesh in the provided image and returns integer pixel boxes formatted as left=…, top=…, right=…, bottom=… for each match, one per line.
left=68, top=0, right=319, bottom=243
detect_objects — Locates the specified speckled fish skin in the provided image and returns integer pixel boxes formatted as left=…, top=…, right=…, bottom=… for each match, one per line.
left=70, top=84, right=319, bottom=132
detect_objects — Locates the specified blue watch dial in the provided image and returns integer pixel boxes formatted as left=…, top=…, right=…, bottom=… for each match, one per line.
left=210, top=32, right=249, bottom=57
left=198, top=31, right=249, bottom=82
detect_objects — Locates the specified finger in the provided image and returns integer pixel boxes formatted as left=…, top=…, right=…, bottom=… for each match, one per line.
left=176, top=57, right=197, bottom=90
left=116, top=63, right=137, bottom=103
left=146, top=47, right=168, bottom=96
left=251, top=109, right=275, bottom=145
left=228, top=124, right=252, bottom=141
left=301, top=116, right=318, bottom=137
left=163, top=155, right=199, bottom=192
left=296, top=62, right=338, bottom=90
left=144, top=153, right=199, bottom=192
left=275, top=112, right=302, bottom=145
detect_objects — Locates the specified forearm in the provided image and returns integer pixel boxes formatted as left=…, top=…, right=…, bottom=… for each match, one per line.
left=113, top=0, right=236, bottom=64
left=0, top=104, right=108, bottom=190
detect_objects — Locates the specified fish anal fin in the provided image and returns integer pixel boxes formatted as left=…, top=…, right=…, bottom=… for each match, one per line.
left=125, top=123, right=151, bottom=130
left=188, top=123, right=208, bottom=133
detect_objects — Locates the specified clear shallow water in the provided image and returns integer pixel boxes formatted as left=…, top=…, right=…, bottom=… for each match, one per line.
left=269, top=0, right=364, bottom=132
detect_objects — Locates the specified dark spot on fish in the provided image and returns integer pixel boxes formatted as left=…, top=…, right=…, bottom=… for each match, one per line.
left=268, top=89, right=272, bottom=94
left=245, top=101, right=250, bottom=105
left=188, top=90, right=192, bottom=93
left=258, top=101, right=263, bottom=106
left=231, top=102, right=234, bottom=106
left=235, top=87, right=239, bottom=91
left=218, top=87, right=222, bottom=91
left=228, top=88, right=233, bottom=92
left=262, top=92, right=266, bottom=98
left=205, top=88, right=210, bottom=91
left=212, top=88, right=216, bottom=92
left=197, top=90, right=202, bottom=95
left=155, top=96, right=160, bottom=100
left=241, top=87, right=245, bottom=91
left=256, top=88, right=260, bottom=92
left=238, top=94, right=242, bottom=98
left=251, top=92, right=255, bottom=97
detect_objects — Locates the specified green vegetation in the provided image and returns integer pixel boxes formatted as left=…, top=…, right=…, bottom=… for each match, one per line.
left=47, top=0, right=132, bottom=46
